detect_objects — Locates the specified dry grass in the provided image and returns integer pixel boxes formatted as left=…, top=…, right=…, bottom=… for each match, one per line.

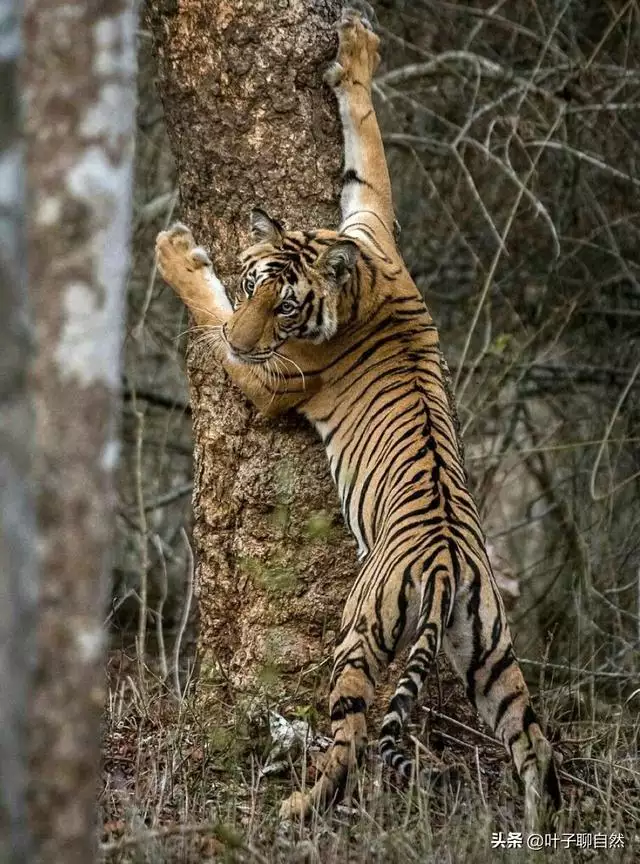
left=99, top=657, right=639, bottom=863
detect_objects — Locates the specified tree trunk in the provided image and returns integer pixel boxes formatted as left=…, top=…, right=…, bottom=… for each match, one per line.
left=23, top=0, right=137, bottom=858
left=0, top=1, right=37, bottom=858
left=149, top=0, right=360, bottom=709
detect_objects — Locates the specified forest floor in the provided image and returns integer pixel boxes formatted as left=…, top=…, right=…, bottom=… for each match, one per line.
left=99, top=650, right=638, bottom=863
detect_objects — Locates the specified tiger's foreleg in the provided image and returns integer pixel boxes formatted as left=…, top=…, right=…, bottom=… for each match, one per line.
left=155, top=223, right=233, bottom=328
left=326, top=8, right=396, bottom=243
left=155, top=225, right=290, bottom=415
left=443, top=581, right=561, bottom=830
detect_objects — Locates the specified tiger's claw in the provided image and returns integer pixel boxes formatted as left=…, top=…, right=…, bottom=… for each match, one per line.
left=341, top=2, right=377, bottom=30
left=328, top=4, right=380, bottom=90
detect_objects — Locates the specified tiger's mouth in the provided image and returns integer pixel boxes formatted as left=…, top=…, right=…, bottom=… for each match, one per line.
left=221, top=324, right=282, bottom=365
left=224, top=344, right=273, bottom=365
left=222, top=335, right=274, bottom=366
left=227, top=349, right=272, bottom=365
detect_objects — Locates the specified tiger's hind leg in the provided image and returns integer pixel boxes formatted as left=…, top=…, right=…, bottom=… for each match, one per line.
left=443, top=576, right=561, bottom=829
left=280, top=546, right=425, bottom=820
left=279, top=633, right=378, bottom=820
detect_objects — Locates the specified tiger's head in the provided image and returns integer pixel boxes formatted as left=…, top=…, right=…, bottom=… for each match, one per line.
left=222, top=209, right=359, bottom=364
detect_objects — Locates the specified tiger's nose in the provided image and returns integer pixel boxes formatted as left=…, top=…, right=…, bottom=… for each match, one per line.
left=226, top=322, right=260, bottom=354
left=225, top=294, right=271, bottom=353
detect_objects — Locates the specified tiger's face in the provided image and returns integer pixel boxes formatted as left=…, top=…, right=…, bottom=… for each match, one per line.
left=222, top=209, right=358, bottom=364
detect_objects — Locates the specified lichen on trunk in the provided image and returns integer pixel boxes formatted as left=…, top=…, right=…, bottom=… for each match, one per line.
left=149, top=0, right=360, bottom=707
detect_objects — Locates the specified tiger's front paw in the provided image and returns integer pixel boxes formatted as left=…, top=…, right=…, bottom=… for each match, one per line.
left=155, top=222, right=212, bottom=291
left=325, top=6, right=380, bottom=90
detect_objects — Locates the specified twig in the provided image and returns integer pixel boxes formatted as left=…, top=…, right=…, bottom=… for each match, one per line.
left=152, top=533, right=169, bottom=681
left=416, top=1, right=568, bottom=58
left=135, top=481, right=194, bottom=515
left=103, top=588, right=137, bottom=627
left=524, top=140, right=640, bottom=188
left=589, top=359, right=640, bottom=502
left=408, top=734, right=448, bottom=768
left=133, top=188, right=178, bottom=339
left=133, top=397, right=149, bottom=676
left=136, top=190, right=176, bottom=224
left=583, top=0, right=633, bottom=71
left=421, top=706, right=497, bottom=746
left=559, top=769, right=640, bottom=822
left=457, top=135, right=561, bottom=258
left=518, top=658, right=635, bottom=680
left=122, top=385, right=190, bottom=414
left=378, top=51, right=562, bottom=105
left=564, top=756, right=640, bottom=779
left=173, top=527, right=195, bottom=700
left=475, top=746, right=489, bottom=812
left=429, top=729, right=476, bottom=752
left=453, top=106, right=566, bottom=393
left=488, top=503, right=559, bottom=540
left=450, top=145, right=505, bottom=253
left=565, top=101, right=640, bottom=115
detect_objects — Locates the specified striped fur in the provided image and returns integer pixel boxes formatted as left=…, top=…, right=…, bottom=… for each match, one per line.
left=155, top=6, right=561, bottom=829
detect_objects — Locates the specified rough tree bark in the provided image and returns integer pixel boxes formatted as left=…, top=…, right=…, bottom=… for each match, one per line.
left=23, top=0, right=137, bottom=858
left=0, top=1, right=37, bottom=859
left=149, top=0, right=361, bottom=708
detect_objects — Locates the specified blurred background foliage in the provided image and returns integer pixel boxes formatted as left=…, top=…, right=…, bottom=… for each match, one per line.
left=112, top=0, right=639, bottom=703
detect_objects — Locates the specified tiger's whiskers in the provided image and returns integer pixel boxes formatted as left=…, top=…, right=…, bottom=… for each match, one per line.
left=273, top=350, right=306, bottom=391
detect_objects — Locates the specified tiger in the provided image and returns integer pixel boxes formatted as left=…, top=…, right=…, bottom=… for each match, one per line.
left=155, top=5, right=561, bottom=828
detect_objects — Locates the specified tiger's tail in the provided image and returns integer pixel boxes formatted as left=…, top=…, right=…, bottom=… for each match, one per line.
left=378, top=626, right=443, bottom=780
left=379, top=554, right=454, bottom=778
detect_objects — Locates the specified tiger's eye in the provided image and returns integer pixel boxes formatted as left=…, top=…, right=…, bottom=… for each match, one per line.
left=279, top=300, right=296, bottom=315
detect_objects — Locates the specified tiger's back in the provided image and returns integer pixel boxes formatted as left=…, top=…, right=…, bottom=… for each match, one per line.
left=297, top=231, right=533, bottom=784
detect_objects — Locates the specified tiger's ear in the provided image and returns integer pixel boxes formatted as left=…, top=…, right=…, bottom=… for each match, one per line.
left=316, top=239, right=359, bottom=290
left=249, top=208, right=285, bottom=246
